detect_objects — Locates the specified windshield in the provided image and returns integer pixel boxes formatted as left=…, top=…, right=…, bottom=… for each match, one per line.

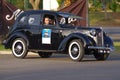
left=57, top=12, right=83, bottom=27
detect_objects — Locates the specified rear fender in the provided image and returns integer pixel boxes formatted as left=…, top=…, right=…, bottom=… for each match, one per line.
left=4, top=32, right=29, bottom=49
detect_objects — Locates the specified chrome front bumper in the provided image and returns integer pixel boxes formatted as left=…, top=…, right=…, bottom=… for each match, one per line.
left=88, top=46, right=115, bottom=54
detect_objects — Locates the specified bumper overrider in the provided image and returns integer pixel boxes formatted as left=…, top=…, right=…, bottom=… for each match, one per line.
left=88, top=46, right=115, bottom=54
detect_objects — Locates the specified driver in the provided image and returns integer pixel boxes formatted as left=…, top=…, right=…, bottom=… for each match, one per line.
left=44, top=17, right=50, bottom=25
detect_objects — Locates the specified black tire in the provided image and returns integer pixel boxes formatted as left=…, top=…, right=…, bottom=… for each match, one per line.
left=94, top=53, right=109, bottom=61
left=38, top=52, right=52, bottom=58
left=12, top=38, right=28, bottom=58
left=68, top=39, right=84, bottom=62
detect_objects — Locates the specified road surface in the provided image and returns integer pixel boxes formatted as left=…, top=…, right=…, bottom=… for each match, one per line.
left=0, top=51, right=120, bottom=80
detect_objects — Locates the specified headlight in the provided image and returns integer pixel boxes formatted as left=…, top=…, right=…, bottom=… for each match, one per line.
left=90, top=29, right=96, bottom=36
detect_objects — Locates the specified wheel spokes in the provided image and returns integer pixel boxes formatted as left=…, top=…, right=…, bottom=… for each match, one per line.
left=71, top=44, right=79, bottom=57
left=14, top=43, right=23, bottom=55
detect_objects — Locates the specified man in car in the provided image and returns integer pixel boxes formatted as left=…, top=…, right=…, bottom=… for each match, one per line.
left=44, top=17, right=50, bottom=25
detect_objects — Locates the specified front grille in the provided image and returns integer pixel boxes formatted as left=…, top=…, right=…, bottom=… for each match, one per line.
left=97, top=29, right=104, bottom=47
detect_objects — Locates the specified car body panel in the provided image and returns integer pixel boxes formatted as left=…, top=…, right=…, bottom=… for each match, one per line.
left=3, top=10, right=114, bottom=55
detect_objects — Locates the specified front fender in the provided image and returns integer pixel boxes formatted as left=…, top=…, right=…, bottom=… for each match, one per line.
left=58, top=33, right=92, bottom=51
left=104, top=35, right=114, bottom=50
left=3, top=32, right=29, bottom=49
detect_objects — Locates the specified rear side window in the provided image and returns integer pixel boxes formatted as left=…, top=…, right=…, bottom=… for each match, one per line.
left=19, top=16, right=27, bottom=25
left=28, top=14, right=41, bottom=26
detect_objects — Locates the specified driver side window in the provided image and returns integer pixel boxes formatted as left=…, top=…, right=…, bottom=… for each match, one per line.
left=43, top=14, right=56, bottom=26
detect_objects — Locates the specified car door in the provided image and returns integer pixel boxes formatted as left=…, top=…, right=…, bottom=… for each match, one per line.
left=27, top=14, right=41, bottom=49
left=39, top=13, right=63, bottom=50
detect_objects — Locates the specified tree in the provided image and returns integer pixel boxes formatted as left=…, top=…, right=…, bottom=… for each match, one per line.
left=91, top=0, right=118, bottom=19
left=29, top=0, right=40, bottom=10
left=109, top=0, right=118, bottom=12
left=57, top=0, right=64, bottom=7
left=57, top=0, right=76, bottom=9
left=24, top=0, right=29, bottom=10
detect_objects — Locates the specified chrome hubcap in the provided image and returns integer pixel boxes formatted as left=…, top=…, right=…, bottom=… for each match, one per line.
left=71, top=47, right=79, bottom=54
left=71, top=44, right=79, bottom=57
left=14, top=42, right=23, bottom=54
left=16, top=45, right=22, bottom=52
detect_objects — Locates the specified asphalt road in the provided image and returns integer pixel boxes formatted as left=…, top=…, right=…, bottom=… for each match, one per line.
left=103, top=27, right=120, bottom=41
left=0, top=51, right=120, bottom=80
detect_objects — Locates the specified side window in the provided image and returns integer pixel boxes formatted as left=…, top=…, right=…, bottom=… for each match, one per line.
left=19, top=16, right=27, bottom=25
left=43, top=14, right=56, bottom=26
left=28, top=14, right=41, bottom=26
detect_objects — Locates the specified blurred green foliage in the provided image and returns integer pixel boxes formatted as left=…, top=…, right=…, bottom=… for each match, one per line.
left=6, top=0, right=43, bottom=10
left=89, top=0, right=120, bottom=12
left=5, top=0, right=120, bottom=12
left=57, top=0, right=64, bottom=7
left=6, top=0, right=24, bottom=9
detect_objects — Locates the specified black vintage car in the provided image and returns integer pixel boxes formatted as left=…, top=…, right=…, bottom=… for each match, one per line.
left=3, top=10, right=114, bottom=61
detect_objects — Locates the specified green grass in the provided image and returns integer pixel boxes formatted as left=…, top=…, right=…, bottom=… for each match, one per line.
left=0, top=42, right=120, bottom=53
left=0, top=44, right=5, bottom=50
left=114, top=42, right=120, bottom=53
left=0, top=44, right=10, bottom=51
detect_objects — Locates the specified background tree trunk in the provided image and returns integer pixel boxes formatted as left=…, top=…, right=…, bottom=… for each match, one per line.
left=104, top=6, right=108, bottom=20
left=29, top=0, right=40, bottom=10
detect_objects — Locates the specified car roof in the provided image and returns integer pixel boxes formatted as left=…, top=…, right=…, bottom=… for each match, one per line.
left=18, top=10, right=83, bottom=20
left=24, top=10, right=57, bottom=15
left=17, top=10, right=58, bottom=20
left=58, top=12, right=83, bottom=19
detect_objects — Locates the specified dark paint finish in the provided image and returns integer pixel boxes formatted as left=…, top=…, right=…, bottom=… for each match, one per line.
left=3, top=10, right=114, bottom=58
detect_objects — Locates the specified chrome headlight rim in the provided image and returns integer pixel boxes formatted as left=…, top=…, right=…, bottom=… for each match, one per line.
left=90, top=29, right=96, bottom=36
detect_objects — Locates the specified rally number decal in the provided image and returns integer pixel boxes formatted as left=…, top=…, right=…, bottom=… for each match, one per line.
left=42, top=29, right=51, bottom=44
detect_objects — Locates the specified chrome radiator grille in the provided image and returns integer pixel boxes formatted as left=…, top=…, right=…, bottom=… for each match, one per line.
left=96, top=28, right=104, bottom=47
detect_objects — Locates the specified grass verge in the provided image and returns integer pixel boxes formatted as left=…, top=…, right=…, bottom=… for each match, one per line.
left=114, top=42, right=120, bottom=53
left=0, top=44, right=10, bottom=51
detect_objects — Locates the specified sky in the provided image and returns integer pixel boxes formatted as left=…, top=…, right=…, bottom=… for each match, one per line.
left=43, top=0, right=59, bottom=10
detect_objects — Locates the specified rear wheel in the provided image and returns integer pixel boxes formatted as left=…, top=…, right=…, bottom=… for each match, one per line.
left=12, top=38, right=28, bottom=58
left=94, top=53, right=109, bottom=61
left=68, top=39, right=84, bottom=62
left=38, top=52, right=52, bottom=58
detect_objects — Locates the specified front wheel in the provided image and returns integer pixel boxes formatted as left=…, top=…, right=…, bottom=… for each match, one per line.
left=68, top=39, right=84, bottom=62
left=12, top=38, right=28, bottom=58
left=94, top=53, right=109, bottom=61
left=38, top=52, right=52, bottom=58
